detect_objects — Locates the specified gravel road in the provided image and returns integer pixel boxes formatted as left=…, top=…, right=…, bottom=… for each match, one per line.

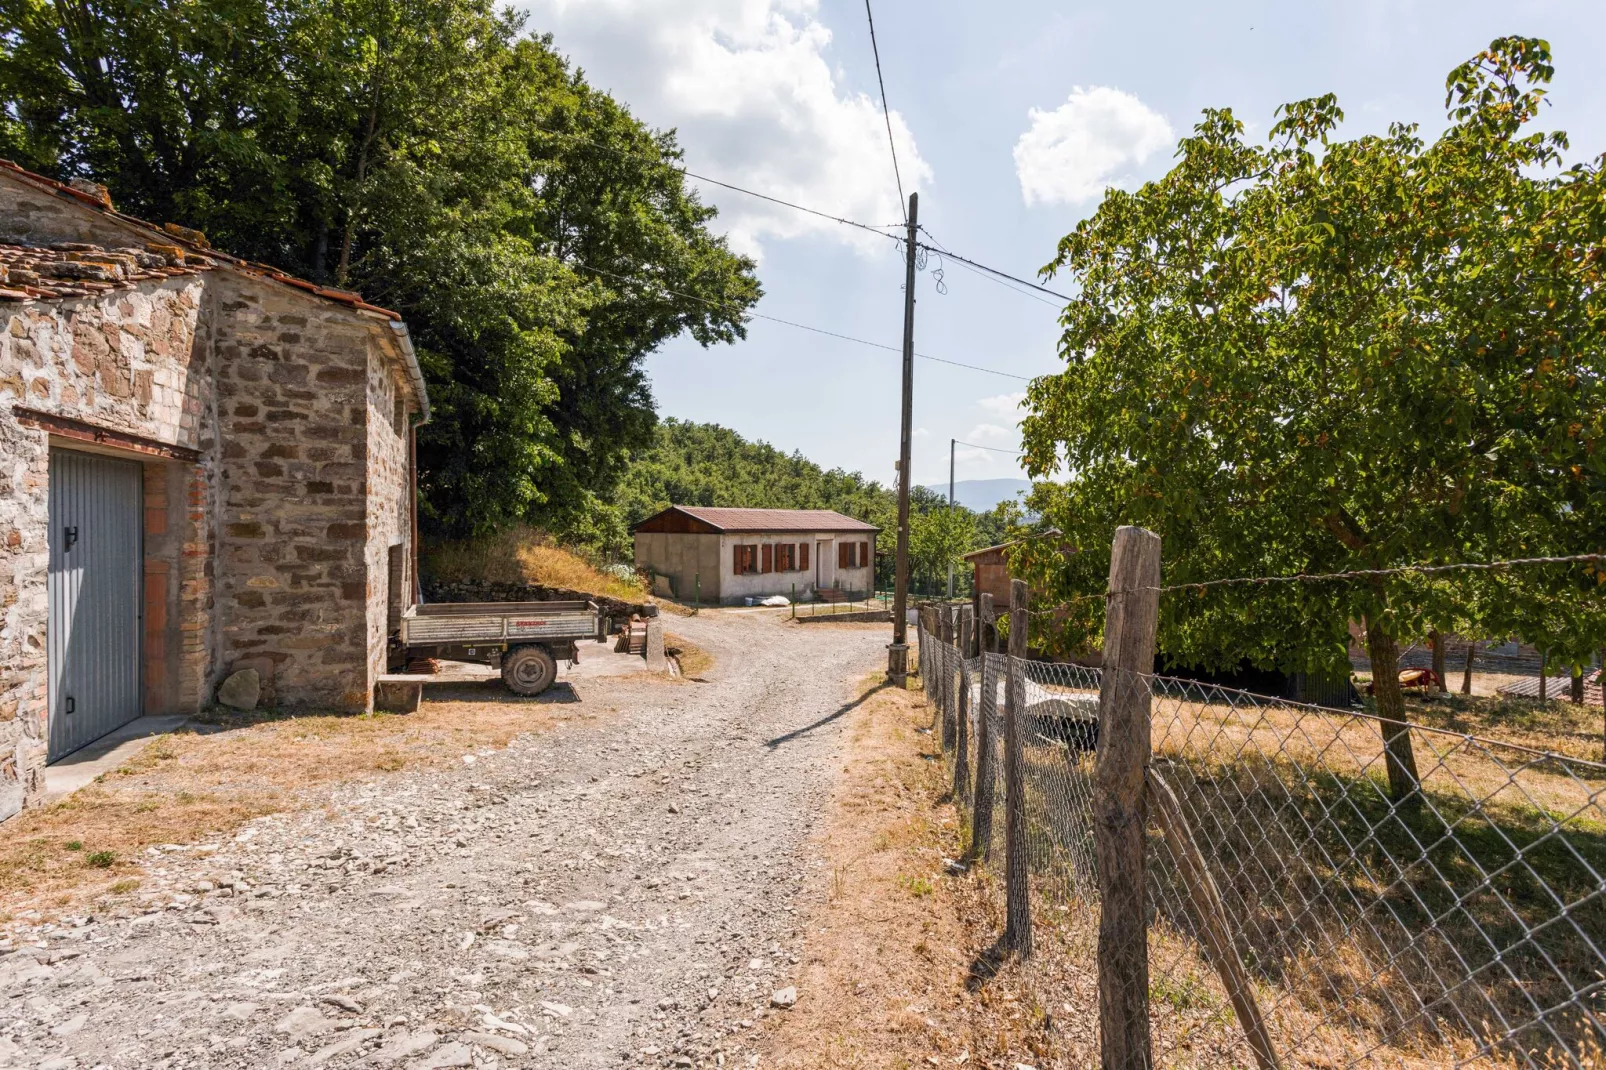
left=0, top=611, right=888, bottom=1070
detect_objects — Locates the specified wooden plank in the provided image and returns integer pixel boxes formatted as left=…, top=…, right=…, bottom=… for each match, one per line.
left=1148, top=767, right=1280, bottom=1070
left=969, top=593, right=998, bottom=863
left=1003, top=578, right=1032, bottom=956
left=1096, top=525, right=1161, bottom=1070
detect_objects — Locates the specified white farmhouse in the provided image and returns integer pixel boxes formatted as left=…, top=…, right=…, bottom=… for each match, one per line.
left=632, top=506, right=878, bottom=605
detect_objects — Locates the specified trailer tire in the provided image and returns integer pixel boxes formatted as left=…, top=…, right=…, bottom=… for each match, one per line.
left=502, top=644, right=557, bottom=696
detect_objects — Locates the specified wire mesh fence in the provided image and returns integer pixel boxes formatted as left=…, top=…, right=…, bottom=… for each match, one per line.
left=915, top=603, right=1606, bottom=1068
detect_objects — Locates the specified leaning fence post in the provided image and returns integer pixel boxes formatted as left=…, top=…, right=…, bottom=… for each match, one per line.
left=955, top=605, right=973, bottom=800
left=1148, top=768, right=1279, bottom=1070
left=1003, top=578, right=1033, bottom=956
left=970, top=593, right=998, bottom=862
left=1096, top=525, right=1161, bottom=1070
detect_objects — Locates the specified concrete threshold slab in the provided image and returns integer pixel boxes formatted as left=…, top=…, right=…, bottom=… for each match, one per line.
left=43, top=715, right=192, bottom=803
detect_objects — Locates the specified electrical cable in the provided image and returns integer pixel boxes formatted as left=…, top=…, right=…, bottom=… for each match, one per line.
left=953, top=440, right=1024, bottom=455
left=569, top=258, right=1033, bottom=381
left=915, top=240, right=1071, bottom=302
left=862, top=0, right=907, bottom=222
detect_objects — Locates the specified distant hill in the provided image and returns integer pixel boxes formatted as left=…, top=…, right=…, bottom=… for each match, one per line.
left=924, top=478, right=1032, bottom=513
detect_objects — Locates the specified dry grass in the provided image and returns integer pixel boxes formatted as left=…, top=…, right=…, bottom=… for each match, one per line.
left=663, top=632, right=714, bottom=679
left=986, top=673, right=1606, bottom=1067
left=758, top=676, right=982, bottom=1069
left=0, top=693, right=571, bottom=919
left=423, top=524, right=647, bottom=603
left=1400, top=688, right=1606, bottom=764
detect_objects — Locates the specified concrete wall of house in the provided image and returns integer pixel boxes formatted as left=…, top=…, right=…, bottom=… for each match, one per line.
left=210, top=273, right=374, bottom=710
left=633, top=532, right=722, bottom=603
left=0, top=275, right=215, bottom=819
left=363, top=339, right=413, bottom=691
left=715, top=531, right=876, bottom=604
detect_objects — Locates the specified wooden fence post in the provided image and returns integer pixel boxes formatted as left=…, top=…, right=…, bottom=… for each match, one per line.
left=1096, top=525, right=1161, bottom=1070
left=1003, top=578, right=1032, bottom=956
left=970, top=592, right=998, bottom=862
left=937, top=604, right=950, bottom=745
left=955, top=605, right=973, bottom=800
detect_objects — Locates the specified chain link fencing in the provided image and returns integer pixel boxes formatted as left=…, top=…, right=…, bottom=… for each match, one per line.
left=915, top=604, right=1606, bottom=1068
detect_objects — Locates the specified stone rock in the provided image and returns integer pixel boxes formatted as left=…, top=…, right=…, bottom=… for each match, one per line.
left=274, top=1004, right=334, bottom=1043
left=461, top=1031, right=528, bottom=1056
left=307, top=1029, right=381, bottom=1066
left=770, top=986, right=798, bottom=1009
left=217, top=669, right=260, bottom=710
left=220, top=1002, right=259, bottom=1021
left=363, top=1029, right=438, bottom=1065
left=413, top=1041, right=472, bottom=1068
left=50, top=1013, right=87, bottom=1036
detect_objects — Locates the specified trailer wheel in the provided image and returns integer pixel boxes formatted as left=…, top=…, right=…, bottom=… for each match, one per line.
left=502, top=645, right=557, bottom=696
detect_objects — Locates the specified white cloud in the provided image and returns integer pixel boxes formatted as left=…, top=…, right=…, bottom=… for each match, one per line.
left=977, top=392, right=1026, bottom=419
left=966, top=423, right=1016, bottom=443
left=1013, top=86, right=1173, bottom=207
left=913, top=427, right=929, bottom=438
left=524, top=0, right=932, bottom=258
left=954, top=447, right=994, bottom=466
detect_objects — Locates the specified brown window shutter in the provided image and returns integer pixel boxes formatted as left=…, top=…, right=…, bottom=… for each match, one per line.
left=799, top=541, right=809, bottom=570
left=860, top=541, right=869, bottom=567
left=734, top=544, right=743, bottom=574
left=837, top=542, right=846, bottom=569
left=762, top=544, right=773, bottom=573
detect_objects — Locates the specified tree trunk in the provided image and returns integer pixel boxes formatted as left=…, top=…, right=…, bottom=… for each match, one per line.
left=1366, top=622, right=1421, bottom=803
left=1571, top=666, right=1584, bottom=705
left=337, top=82, right=383, bottom=287
left=1538, top=650, right=1547, bottom=704
left=1429, top=629, right=1447, bottom=692
left=1461, top=640, right=1476, bottom=695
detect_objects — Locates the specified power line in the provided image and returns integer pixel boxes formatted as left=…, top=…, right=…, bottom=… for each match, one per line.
left=921, top=231, right=1064, bottom=308
left=954, top=439, right=1024, bottom=455
left=569, top=258, right=1033, bottom=381
left=862, top=0, right=907, bottom=223
left=916, top=240, right=1072, bottom=302
left=528, top=128, right=1069, bottom=307
left=528, top=129, right=903, bottom=243
left=1025, top=552, right=1606, bottom=614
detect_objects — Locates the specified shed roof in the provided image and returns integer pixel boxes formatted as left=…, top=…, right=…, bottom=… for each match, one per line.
left=961, top=528, right=1066, bottom=563
left=0, top=159, right=429, bottom=418
left=634, top=505, right=879, bottom=534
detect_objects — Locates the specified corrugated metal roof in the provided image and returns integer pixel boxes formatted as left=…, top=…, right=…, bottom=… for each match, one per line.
left=655, top=506, right=879, bottom=533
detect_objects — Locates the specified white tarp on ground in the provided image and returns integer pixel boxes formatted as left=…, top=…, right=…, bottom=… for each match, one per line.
left=758, top=595, right=791, bottom=607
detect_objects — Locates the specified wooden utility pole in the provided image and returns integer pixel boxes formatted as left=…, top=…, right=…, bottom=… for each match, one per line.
left=1002, top=577, right=1032, bottom=956
left=1096, top=525, right=1161, bottom=1070
left=888, top=191, right=919, bottom=685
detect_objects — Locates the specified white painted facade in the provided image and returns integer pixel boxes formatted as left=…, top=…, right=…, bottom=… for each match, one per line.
left=717, top=531, right=875, bottom=605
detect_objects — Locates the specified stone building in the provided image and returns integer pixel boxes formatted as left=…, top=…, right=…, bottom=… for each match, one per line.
left=0, top=160, right=429, bottom=821
left=632, top=506, right=878, bottom=605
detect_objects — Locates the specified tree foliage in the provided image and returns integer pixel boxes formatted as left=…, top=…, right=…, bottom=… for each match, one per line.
left=0, top=0, right=759, bottom=538
left=1019, top=37, right=1606, bottom=797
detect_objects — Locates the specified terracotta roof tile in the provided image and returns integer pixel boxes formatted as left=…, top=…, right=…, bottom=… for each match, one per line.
left=0, top=240, right=206, bottom=302
left=0, top=158, right=401, bottom=321
left=661, top=506, right=879, bottom=533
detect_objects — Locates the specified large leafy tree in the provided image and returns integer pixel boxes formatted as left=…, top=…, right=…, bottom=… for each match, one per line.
left=1020, top=37, right=1606, bottom=800
left=0, top=0, right=759, bottom=539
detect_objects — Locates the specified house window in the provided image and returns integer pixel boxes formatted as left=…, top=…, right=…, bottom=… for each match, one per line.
left=733, top=544, right=760, bottom=574
left=775, top=542, right=796, bottom=571
left=837, top=540, right=872, bottom=569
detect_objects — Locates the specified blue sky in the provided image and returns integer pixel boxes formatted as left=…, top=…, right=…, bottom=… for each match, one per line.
left=520, top=1, right=1606, bottom=489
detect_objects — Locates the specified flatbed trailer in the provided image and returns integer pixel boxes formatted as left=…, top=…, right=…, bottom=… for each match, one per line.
left=395, top=600, right=601, bottom=695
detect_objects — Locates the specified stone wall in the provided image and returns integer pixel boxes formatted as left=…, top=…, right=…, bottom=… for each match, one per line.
left=0, top=275, right=213, bottom=819
left=210, top=273, right=375, bottom=710
left=363, top=339, right=411, bottom=691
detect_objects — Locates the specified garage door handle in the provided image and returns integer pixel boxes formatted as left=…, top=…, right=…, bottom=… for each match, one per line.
left=63, top=526, right=78, bottom=552
left=65, top=696, right=75, bottom=715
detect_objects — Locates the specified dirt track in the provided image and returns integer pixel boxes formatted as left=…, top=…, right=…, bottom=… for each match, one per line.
left=0, top=611, right=888, bottom=1069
